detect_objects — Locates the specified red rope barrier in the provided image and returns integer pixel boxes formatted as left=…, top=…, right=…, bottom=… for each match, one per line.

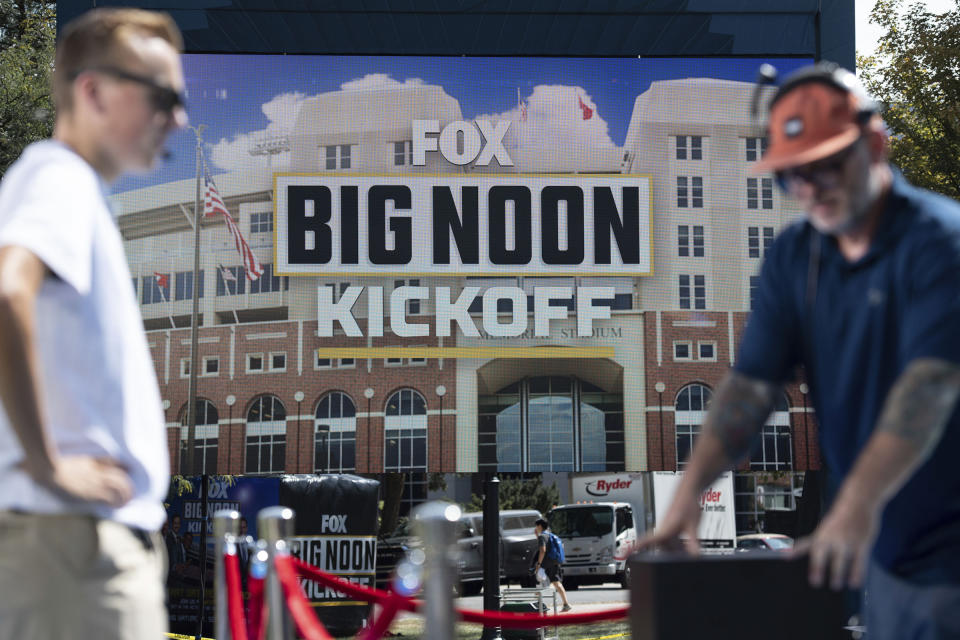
left=357, top=592, right=403, bottom=640
left=291, top=557, right=628, bottom=628
left=247, top=572, right=265, bottom=640
left=294, top=558, right=419, bottom=611
left=274, top=554, right=334, bottom=640
left=458, top=605, right=631, bottom=628
left=224, top=552, right=248, bottom=640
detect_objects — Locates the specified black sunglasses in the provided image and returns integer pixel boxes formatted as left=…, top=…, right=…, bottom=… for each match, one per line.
left=73, top=66, right=186, bottom=114
left=774, top=136, right=864, bottom=192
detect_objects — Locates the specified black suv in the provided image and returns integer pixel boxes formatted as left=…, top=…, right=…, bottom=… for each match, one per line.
left=459, top=510, right=542, bottom=588
left=377, top=509, right=542, bottom=595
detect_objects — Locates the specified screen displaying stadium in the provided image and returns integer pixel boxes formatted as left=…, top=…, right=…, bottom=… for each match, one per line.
left=114, top=54, right=811, bottom=482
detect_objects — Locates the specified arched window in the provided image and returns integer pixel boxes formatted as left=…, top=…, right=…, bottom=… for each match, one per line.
left=479, top=376, right=623, bottom=473
left=246, top=395, right=286, bottom=474
left=315, top=392, right=356, bottom=473
left=384, top=389, right=427, bottom=471
left=384, top=389, right=427, bottom=516
left=750, top=394, right=792, bottom=470
left=675, top=383, right=712, bottom=469
left=178, top=399, right=219, bottom=474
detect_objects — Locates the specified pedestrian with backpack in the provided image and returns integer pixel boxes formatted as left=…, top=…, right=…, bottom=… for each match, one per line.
left=533, top=518, right=572, bottom=612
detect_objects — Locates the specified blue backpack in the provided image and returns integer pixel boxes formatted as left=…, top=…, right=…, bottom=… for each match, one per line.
left=545, top=532, right=565, bottom=563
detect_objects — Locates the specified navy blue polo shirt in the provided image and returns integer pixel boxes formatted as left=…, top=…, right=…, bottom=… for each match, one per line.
left=736, top=170, right=960, bottom=583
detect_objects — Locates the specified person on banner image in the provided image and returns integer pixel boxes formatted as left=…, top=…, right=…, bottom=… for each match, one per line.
left=636, top=62, right=960, bottom=639
left=237, top=516, right=251, bottom=587
left=165, top=512, right=189, bottom=585
left=0, top=8, right=187, bottom=639
left=533, top=518, right=573, bottom=612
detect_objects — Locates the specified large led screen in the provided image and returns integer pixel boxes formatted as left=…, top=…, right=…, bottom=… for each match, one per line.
left=114, top=55, right=811, bottom=484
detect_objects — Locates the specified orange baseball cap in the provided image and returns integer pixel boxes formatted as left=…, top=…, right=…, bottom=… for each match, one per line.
left=755, top=76, right=871, bottom=172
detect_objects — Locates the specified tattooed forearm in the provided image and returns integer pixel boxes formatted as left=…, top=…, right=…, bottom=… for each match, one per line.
left=703, top=371, right=781, bottom=463
left=875, top=358, right=960, bottom=459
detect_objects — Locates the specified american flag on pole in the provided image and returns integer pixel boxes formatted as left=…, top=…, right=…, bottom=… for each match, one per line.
left=203, top=166, right=263, bottom=281
left=203, top=169, right=229, bottom=218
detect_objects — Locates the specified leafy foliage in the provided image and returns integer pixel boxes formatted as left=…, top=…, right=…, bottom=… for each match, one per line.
left=0, top=1, right=55, bottom=176
left=859, top=0, right=960, bottom=198
left=378, top=472, right=405, bottom=537
left=465, top=475, right=561, bottom=516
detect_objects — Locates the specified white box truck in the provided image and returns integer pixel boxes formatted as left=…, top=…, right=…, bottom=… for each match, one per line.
left=551, top=471, right=737, bottom=588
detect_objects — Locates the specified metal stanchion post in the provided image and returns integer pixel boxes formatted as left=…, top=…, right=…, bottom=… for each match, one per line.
left=258, top=506, right=295, bottom=640
left=413, top=501, right=461, bottom=640
left=481, top=476, right=503, bottom=640
left=214, top=510, right=241, bottom=640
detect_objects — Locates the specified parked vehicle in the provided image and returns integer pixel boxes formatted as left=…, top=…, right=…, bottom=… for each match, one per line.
left=555, top=472, right=738, bottom=589
left=547, top=502, right=636, bottom=589
left=377, top=518, right=484, bottom=595
left=453, top=515, right=484, bottom=595
left=459, top=509, right=543, bottom=588
left=378, top=509, right=542, bottom=595
left=736, top=533, right=794, bottom=552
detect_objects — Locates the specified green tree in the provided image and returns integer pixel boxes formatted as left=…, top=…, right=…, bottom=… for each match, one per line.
left=378, top=472, right=406, bottom=536
left=465, top=475, right=561, bottom=516
left=858, top=0, right=960, bottom=198
left=0, top=1, right=55, bottom=176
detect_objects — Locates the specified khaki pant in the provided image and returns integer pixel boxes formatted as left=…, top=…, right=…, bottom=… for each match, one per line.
left=0, top=512, right=167, bottom=640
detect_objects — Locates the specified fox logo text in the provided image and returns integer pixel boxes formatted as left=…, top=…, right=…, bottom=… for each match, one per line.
left=413, top=119, right=513, bottom=166
left=322, top=514, right=348, bottom=533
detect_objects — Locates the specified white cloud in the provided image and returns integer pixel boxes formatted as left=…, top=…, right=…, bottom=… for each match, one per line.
left=209, top=91, right=308, bottom=171
left=476, top=85, right=621, bottom=172
left=259, top=92, right=307, bottom=130
left=208, top=76, right=426, bottom=171
left=339, top=73, right=425, bottom=92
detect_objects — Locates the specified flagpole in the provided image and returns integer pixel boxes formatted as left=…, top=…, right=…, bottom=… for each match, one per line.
left=229, top=273, right=239, bottom=324
left=221, top=264, right=240, bottom=324
left=157, top=276, right=175, bottom=329
left=185, top=124, right=206, bottom=476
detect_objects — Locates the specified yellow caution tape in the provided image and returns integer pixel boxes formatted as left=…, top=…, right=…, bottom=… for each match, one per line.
left=165, top=633, right=216, bottom=640
left=575, top=633, right=629, bottom=640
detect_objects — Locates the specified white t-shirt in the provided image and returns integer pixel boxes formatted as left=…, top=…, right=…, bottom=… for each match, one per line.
left=0, top=141, right=169, bottom=530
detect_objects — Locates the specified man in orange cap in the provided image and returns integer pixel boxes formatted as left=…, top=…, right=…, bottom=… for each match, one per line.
left=638, top=62, right=960, bottom=638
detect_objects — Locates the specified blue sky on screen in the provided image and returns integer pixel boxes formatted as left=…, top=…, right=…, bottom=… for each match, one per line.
left=113, top=55, right=809, bottom=194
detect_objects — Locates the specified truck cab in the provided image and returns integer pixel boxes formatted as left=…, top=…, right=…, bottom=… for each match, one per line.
left=547, top=502, right=636, bottom=589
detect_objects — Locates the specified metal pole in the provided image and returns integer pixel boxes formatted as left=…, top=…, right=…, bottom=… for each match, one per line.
left=258, top=506, right=295, bottom=640
left=438, top=394, right=444, bottom=473
left=228, top=404, right=233, bottom=473
left=413, top=501, right=461, bottom=640
left=185, top=124, right=206, bottom=475
left=195, top=474, right=210, bottom=640
left=214, top=510, right=241, bottom=640
left=366, top=396, right=372, bottom=472
left=658, top=391, right=664, bottom=470
left=481, top=476, right=502, bottom=640
left=435, top=385, right=447, bottom=473
left=296, top=399, right=302, bottom=473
